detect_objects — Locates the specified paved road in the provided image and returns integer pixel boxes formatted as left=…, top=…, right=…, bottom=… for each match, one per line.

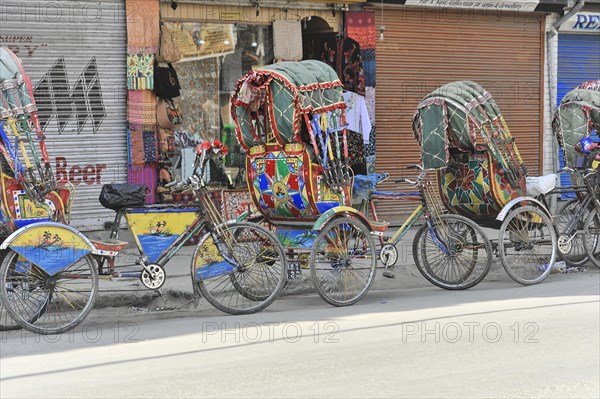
left=1, top=270, right=599, bottom=398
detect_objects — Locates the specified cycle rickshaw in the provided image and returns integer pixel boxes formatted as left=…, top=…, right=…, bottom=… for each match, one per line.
left=1, top=47, right=75, bottom=330
left=230, top=60, right=379, bottom=306
left=410, top=81, right=558, bottom=285
left=552, top=80, right=600, bottom=268
left=0, top=45, right=288, bottom=334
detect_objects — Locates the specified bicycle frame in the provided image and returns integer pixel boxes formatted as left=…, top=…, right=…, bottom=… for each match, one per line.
left=362, top=166, right=478, bottom=262
left=365, top=184, right=453, bottom=254
left=386, top=204, right=424, bottom=247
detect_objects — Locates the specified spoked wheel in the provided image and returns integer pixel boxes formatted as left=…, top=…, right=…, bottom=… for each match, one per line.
left=193, top=222, right=286, bottom=315
left=583, top=208, right=600, bottom=268
left=0, top=250, right=98, bottom=335
left=310, top=216, right=377, bottom=307
left=0, top=250, right=21, bottom=331
left=499, top=206, right=557, bottom=285
left=554, top=199, right=591, bottom=267
left=413, top=214, right=493, bottom=290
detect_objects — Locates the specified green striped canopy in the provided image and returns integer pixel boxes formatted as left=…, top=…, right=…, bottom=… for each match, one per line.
left=412, top=81, right=505, bottom=170
left=553, top=81, right=600, bottom=168
left=231, top=60, right=345, bottom=151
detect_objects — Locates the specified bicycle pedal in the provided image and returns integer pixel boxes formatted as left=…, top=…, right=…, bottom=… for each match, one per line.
left=383, top=271, right=396, bottom=279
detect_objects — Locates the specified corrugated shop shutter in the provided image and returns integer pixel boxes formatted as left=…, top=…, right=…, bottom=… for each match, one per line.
left=1, top=0, right=128, bottom=231
left=374, top=7, right=544, bottom=220
left=557, top=33, right=600, bottom=197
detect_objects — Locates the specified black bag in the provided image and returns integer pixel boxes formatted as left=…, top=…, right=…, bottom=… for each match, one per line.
left=99, top=184, right=148, bottom=210
left=153, top=61, right=181, bottom=99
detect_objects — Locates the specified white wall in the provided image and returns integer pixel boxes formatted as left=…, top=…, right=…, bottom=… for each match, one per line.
left=543, top=13, right=560, bottom=176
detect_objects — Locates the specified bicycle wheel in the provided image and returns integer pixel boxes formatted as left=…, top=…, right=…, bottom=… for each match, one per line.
left=310, top=216, right=377, bottom=307
left=583, top=208, right=600, bottom=268
left=413, top=214, right=493, bottom=290
left=499, top=206, right=557, bottom=285
left=193, top=222, right=286, bottom=315
left=0, top=250, right=98, bottom=335
left=555, top=199, right=591, bottom=267
left=0, top=250, right=21, bottom=331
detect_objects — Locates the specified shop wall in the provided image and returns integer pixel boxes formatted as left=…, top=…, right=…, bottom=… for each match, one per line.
left=160, top=2, right=340, bottom=27
left=1, top=0, right=128, bottom=230
left=544, top=13, right=559, bottom=177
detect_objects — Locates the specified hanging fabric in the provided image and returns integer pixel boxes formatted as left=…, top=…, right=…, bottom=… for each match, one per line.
left=318, top=36, right=365, bottom=96
left=273, top=20, right=303, bottom=61
left=128, top=90, right=158, bottom=124
left=126, top=0, right=160, bottom=54
left=127, top=54, right=155, bottom=90
left=346, top=11, right=376, bottom=49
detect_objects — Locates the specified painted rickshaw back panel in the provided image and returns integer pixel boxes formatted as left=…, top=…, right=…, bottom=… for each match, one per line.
left=232, top=60, right=351, bottom=224
left=1, top=222, right=93, bottom=276
left=246, top=143, right=349, bottom=223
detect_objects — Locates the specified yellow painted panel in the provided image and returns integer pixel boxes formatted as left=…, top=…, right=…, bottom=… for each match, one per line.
left=125, top=210, right=200, bottom=237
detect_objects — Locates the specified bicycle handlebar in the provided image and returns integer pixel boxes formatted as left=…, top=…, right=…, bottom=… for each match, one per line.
left=392, top=165, right=426, bottom=187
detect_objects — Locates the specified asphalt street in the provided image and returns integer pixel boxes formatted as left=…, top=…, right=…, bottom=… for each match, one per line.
left=1, top=269, right=599, bottom=398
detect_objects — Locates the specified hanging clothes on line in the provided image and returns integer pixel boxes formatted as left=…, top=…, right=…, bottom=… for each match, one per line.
left=343, top=91, right=372, bottom=144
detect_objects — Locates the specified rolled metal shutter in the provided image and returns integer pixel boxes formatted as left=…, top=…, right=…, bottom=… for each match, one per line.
left=557, top=33, right=600, bottom=197
left=1, top=0, right=128, bottom=230
left=374, top=7, right=544, bottom=220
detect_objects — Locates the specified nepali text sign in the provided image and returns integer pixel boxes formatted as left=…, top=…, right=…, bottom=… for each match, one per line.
left=166, top=22, right=235, bottom=62
left=405, top=0, right=539, bottom=12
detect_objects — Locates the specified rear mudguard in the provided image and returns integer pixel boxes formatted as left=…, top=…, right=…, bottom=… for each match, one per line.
left=496, top=197, right=552, bottom=222
left=0, top=222, right=94, bottom=276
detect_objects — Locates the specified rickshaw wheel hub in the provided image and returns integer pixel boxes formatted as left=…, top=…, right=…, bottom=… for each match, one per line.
left=45, top=277, right=57, bottom=290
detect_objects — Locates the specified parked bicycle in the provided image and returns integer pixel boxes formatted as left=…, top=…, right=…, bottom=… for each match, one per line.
left=0, top=141, right=287, bottom=335
left=354, top=165, right=493, bottom=290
